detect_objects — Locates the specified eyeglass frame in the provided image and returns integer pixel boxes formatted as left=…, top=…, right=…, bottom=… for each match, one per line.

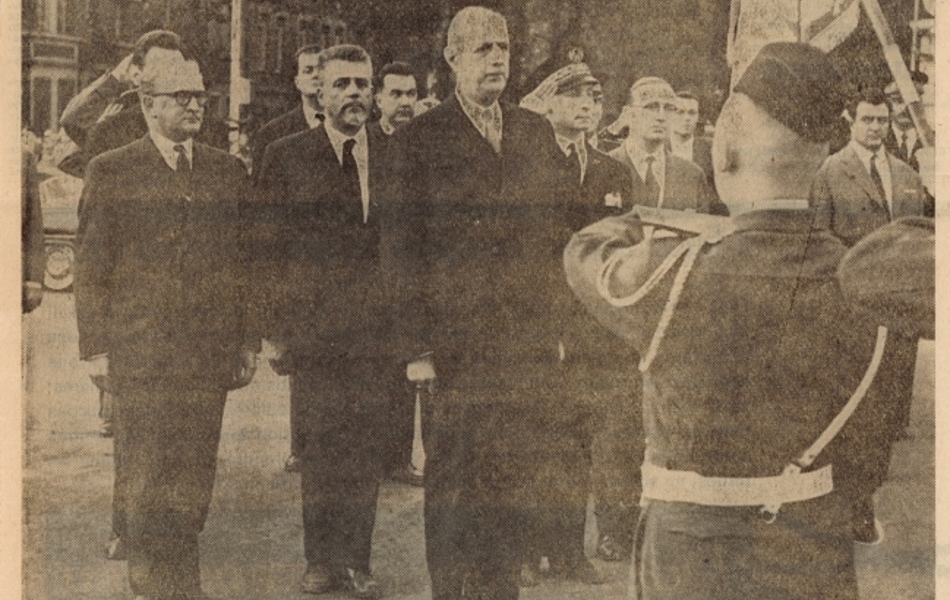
left=631, top=101, right=679, bottom=114
left=149, top=90, right=209, bottom=108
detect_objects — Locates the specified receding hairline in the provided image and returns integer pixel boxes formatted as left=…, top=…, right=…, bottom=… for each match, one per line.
left=315, top=44, right=373, bottom=76
left=446, top=6, right=508, bottom=52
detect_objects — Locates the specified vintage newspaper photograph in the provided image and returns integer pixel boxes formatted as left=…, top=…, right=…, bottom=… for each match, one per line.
left=13, top=0, right=941, bottom=598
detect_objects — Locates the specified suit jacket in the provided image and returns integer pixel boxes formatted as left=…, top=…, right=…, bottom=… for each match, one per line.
left=884, top=127, right=923, bottom=172
left=65, top=104, right=230, bottom=179
left=810, top=145, right=927, bottom=247
left=255, top=123, right=390, bottom=362
left=608, top=145, right=726, bottom=215
left=384, top=96, right=578, bottom=387
left=74, top=135, right=252, bottom=388
left=692, top=136, right=715, bottom=186
left=250, top=105, right=311, bottom=184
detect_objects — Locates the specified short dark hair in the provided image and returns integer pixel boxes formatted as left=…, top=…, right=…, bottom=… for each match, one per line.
left=132, top=30, right=182, bottom=67
left=317, top=44, right=372, bottom=75
left=375, top=62, right=416, bottom=91
left=676, top=90, right=699, bottom=102
left=846, top=87, right=889, bottom=120
left=295, top=44, right=322, bottom=64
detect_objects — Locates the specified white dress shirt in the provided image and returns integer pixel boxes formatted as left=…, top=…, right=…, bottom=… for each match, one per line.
left=555, top=133, right=588, bottom=183
left=149, top=129, right=193, bottom=171
left=624, top=137, right=666, bottom=206
left=325, top=123, right=370, bottom=223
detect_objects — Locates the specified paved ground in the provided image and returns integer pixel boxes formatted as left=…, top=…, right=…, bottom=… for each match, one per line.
left=22, top=293, right=936, bottom=599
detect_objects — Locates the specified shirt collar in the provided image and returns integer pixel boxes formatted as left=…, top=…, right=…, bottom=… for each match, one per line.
left=456, top=90, right=502, bottom=136
left=148, top=129, right=193, bottom=171
left=624, top=137, right=664, bottom=170
left=555, top=133, right=588, bottom=175
left=379, top=119, right=397, bottom=136
left=303, top=104, right=324, bottom=129
left=324, top=122, right=368, bottom=165
left=849, top=139, right=887, bottom=172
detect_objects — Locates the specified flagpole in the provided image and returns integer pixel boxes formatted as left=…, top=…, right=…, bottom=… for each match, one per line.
left=228, top=0, right=245, bottom=157
left=860, top=0, right=934, bottom=146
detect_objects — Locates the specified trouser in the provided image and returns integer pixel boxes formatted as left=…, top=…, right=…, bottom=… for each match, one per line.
left=424, top=384, right=530, bottom=600
left=632, top=494, right=857, bottom=600
left=115, top=384, right=227, bottom=598
left=294, top=358, right=393, bottom=572
left=591, top=364, right=643, bottom=551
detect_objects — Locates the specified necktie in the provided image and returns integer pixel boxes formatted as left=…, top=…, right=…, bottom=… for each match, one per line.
left=869, top=153, right=888, bottom=214
left=173, top=144, right=190, bottom=173
left=341, top=138, right=362, bottom=224
left=644, top=155, right=660, bottom=206
left=901, top=131, right=910, bottom=161
left=565, top=143, right=582, bottom=184
left=480, top=108, right=501, bottom=154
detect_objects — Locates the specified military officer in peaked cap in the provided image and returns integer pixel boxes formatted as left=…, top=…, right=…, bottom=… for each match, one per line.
left=565, top=42, right=895, bottom=599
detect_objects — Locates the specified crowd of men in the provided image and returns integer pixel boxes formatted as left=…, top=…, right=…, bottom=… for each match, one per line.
left=64, top=5, right=934, bottom=600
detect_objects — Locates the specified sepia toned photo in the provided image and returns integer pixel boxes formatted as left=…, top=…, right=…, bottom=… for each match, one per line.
left=18, top=0, right=937, bottom=599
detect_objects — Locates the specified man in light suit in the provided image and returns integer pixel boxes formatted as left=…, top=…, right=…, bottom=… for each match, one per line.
left=810, top=86, right=928, bottom=543
left=670, top=90, right=714, bottom=186
left=255, top=44, right=391, bottom=599
left=75, top=57, right=257, bottom=600
left=609, top=77, right=726, bottom=215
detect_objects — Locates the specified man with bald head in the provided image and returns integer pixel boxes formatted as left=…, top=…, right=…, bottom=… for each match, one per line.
left=565, top=42, right=892, bottom=598
left=384, top=6, right=568, bottom=598
left=76, top=56, right=257, bottom=599
left=611, top=77, right=724, bottom=215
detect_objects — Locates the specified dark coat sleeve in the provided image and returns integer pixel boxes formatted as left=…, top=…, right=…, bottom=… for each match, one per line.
left=74, top=155, right=119, bottom=359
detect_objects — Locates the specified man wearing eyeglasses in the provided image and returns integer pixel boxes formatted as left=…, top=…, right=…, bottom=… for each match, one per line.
left=669, top=91, right=714, bottom=186
left=609, top=77, right=725, bottom=215
left=810, top=86, right=927, bottom=545
left=75, top=57, right=257, bottom=600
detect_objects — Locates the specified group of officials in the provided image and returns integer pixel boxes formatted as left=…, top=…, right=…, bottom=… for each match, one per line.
left=70, top=4, right=934, bottom=600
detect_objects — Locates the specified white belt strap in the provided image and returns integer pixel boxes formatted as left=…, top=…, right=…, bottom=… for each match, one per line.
left=641, top=462, right=833, bottom=507
left=760, top=325, right=888, bottom=519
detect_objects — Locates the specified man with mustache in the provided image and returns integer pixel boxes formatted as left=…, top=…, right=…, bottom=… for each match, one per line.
left=384, top=6, right=569, bottom=598
left=255, top=44, right=391, bottom=599
left=371, top=61, right=418, bottom=140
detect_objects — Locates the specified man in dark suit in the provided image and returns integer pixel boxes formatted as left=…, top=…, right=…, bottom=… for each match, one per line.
left=609, top=77, right=725, bottom=215
left=250, top=44, right=325, bottom=473
left=366, top=61, right=424, bottom=487
left=882, top=75, right=927, bottom=172
left=384, top=7, right=581, bottom=598
left=75, top=57, right=257, bottom=600
left=516, top=52, right=633, bottom=585
left=670, top=91, right=714, bottom=186
left=810, top=86, right=928, bottom=542
left=255, top=44, right=390, bottom=599
left=250, top=44, right=324, bottom=187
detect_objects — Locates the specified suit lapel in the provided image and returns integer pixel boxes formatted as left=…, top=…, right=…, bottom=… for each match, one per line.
left=842, top=147, right=885, bottom=206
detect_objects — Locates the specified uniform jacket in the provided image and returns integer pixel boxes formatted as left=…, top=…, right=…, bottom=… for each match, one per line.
left=608, top=144, right=725, bottom=215
left=564, top=209, right=890, bottom=500
left=383, top=95, right=576, bottom=387
left=810, top=145, right=927, bottom=247
left=250, top=105, right=310, bottom=184
left=74, top=135, right=252, bottom=388
left=255, top=123, right=390, bottom=362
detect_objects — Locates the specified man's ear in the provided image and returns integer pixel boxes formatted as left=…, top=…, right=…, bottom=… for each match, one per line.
left=443, top=46, right=457, bottom=71
left=141, top=95, right=154, bottom=110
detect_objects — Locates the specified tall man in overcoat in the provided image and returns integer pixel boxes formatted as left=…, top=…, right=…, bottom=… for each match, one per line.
left=383, top=6, right=573, bottom=598
left=75, top=57, right=257, bottom=600
left=255, top=44, right=391, bottom=599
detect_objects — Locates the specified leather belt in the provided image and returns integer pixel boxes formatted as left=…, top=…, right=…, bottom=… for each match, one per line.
left=641, top=462, right=833, bottom=507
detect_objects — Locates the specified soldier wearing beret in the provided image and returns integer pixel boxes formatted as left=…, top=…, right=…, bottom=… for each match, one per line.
left=565, top=42, right=891, bottom=598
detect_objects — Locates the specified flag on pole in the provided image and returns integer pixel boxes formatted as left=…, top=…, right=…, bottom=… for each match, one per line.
left=729, top=0, right=859, bottom=84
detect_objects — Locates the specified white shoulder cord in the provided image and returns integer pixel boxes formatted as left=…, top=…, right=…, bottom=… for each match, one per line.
left=594, top=233, right=710, bottom=373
